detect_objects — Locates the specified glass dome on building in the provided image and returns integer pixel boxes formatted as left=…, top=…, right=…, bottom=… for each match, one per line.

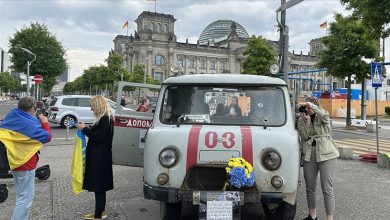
left=198, top=20, right=249, bottom=45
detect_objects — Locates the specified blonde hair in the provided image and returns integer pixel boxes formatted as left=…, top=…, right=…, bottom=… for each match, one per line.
left=90, top=95, right=113, bottom=125
left=304, top=97, right=320, bottom=106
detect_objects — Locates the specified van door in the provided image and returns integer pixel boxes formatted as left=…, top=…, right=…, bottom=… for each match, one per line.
left=112, top=82, right=161, bottom=167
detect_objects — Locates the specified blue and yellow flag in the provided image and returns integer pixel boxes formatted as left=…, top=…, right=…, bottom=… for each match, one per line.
left=0, top=108, right=50, bottom=170
left=71, top=130, right=86, bottom=195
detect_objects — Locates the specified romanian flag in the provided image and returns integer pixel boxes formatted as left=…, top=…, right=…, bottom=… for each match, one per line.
left=0, top=108, right=50, bottom=170
left=71, top=130, right=86, bottom=195
left=320, top=21, right=328, bottom=29
left=122, top=21, right=128, bottom=29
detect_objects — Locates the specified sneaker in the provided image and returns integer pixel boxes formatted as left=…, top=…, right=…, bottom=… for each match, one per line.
left=303, top=215, right=318, bottom=220
left=85, top=211, right=107, bottom=219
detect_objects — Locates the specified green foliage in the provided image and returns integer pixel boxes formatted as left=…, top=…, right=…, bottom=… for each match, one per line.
left=318, top=14, right=379, bottom=127
left=64, top=52, right=132, bottom=93
left=8, top=22, right=67, bottom=91
left=318, top=14, right=379, bottom=82
left=0, top=72, right=23, bottom=93
left=242, top=35, right=277, bottom=75
left=385, top=107, right=390, bottom=116
left=341, top=0, right=390, bottom=38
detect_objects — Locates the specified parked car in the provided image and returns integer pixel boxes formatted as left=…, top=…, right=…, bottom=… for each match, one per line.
left=48, top=95, right=133, bottom=128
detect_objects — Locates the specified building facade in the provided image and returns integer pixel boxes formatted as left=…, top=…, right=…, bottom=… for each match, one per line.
left=0, top=47, right=11, bottom=73
left=51, top=67, right=70, bottom=94
left=114, top=11, right=334, bottom=90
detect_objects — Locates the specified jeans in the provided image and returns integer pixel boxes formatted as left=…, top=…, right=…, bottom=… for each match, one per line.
left=11, top=169, right=35, bottom=220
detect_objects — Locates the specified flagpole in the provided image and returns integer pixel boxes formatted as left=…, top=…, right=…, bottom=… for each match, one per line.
left=155, top=0, right=156, bottom=13
left=127, top=26, right=129, bottom=36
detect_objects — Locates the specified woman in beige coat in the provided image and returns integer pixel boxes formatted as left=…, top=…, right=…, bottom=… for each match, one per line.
left=298, top=97, right=339, bottom=220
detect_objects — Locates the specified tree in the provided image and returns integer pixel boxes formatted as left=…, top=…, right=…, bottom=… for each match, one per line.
left=8, top=22, right=67, bottom=91
left=318, top=14, right=379, bottom=127
left=242, top=35, right=277, bottom=75
left=0, top=72, right=23, bottom=94
left=341, top=0, right=390, bottom=38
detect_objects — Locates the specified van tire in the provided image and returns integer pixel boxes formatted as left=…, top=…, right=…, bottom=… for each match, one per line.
left=60, top=115, right=77, bottom=128
left=263, top=201, right=296, bottom=220
left=160, top=201, right=182, bottom=220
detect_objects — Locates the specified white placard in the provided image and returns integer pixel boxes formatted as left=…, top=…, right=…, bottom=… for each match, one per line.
left=139, top=129, right=147, bottom=148
left=207, top=201, right=233, bottom=220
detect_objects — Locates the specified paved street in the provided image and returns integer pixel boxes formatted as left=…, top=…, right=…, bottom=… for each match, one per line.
left=1, top=101, right=390, bottom=219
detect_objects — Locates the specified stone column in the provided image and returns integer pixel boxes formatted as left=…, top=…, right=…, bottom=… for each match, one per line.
left=195, top=56, right=199, bottom=74
left=206, top=57, right=209, bottom=74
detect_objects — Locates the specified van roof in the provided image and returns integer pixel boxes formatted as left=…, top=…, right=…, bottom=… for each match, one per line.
left=163, top=74, right=286, bottom=86
left=56, top=95, right=92, bottom=99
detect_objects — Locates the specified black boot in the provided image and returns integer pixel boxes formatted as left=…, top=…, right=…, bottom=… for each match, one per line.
left=303, top=215, right=318, bottom=220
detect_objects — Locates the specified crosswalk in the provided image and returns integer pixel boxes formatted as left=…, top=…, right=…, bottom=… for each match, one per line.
left=335, top=138, right=390, bottom=156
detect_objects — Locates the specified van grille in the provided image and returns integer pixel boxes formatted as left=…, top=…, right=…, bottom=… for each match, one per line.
left=182, top=166, right=227, bottom=191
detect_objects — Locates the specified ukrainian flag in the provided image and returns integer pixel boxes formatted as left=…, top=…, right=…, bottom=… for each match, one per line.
left=0, top=108, right=50, bottom=170
left=71, top=130, right=86, bottom=195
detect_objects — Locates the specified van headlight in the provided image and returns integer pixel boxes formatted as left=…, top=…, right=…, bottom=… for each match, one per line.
left=261, top=150, right=281, bottom=171
left=159, top=148, right=178, bottom=168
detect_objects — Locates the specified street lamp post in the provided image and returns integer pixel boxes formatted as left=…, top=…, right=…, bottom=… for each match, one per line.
left=276, top=0, right=304, bottom=87
left=19, top=47, right=36, bottom=96
left=142, top=57, right=152, bottom=84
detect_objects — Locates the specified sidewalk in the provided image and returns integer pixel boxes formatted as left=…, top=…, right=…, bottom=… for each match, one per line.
left=331, top=119, right=390, bottom=139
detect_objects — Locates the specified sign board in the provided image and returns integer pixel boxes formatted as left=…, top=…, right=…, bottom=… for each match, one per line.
left=199, top=191, right=241, bottom=220
left=371, top=62, right=382, bottom=88
left=34, top=74, right=43, bottom=84
left=21, top=80, right=35, bottom=85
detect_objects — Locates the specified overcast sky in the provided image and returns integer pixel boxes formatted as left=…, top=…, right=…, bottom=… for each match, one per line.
left=0, top=0, right=389, bottom=81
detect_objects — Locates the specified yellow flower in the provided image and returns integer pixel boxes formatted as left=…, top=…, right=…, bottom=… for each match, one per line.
left=225, top=167, right=231, bottom=173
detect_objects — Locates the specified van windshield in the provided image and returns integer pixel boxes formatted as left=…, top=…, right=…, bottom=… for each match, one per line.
left=160, top=85, right=286, bottom=126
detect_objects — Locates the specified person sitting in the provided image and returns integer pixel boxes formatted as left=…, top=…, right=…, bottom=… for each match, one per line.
left=137, top=97, right=150, bottom=112
left=225, top=96, right=242, bottom=117
left=214, top=103, right=226, bottom=116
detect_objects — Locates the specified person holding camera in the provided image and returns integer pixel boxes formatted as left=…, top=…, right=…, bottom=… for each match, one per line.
left=297, top=97, right=339, bottom=220
left=0, top=96, right=51, bottom=220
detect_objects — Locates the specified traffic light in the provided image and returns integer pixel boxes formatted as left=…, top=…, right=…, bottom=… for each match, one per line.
left=382, top=67, right=387, bottom=78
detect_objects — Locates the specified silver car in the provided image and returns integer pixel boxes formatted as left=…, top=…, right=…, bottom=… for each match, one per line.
left=48, top=95, right=133, bottom=127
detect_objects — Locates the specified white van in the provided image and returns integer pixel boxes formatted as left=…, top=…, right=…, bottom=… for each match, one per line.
left=112, top=74, right=299, bottom=219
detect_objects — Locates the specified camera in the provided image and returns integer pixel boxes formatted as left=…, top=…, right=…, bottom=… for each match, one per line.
left=298, top=106, right=307, bottom=114
left=36, top=109, right=48, bottom=118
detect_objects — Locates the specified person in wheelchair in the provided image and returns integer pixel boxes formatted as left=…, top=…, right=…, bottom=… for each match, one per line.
left=0, top=97, right=51, bottom=220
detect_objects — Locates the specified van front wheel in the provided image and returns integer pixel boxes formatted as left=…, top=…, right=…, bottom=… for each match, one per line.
left=160, top=201, right=182, bottom=220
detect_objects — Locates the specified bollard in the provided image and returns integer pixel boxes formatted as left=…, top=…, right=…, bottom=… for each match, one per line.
left=66, top=124, right=69, bottom=141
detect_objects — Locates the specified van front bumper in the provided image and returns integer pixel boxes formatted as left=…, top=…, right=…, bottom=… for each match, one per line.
left=143, top=182, right=284, bottom=204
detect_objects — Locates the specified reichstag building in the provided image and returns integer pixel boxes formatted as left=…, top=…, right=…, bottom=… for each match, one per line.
left=114, top=11, right=333, bottom=90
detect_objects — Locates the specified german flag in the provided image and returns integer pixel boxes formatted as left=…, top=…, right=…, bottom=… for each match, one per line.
left=0, top=109, right=50, bottom=170
left=320, top=22, right=328, bottom=29
left=122, top=21, right=128, bottom=29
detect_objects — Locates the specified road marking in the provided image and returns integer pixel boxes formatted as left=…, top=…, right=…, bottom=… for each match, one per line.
left=335, top=139, right=390, bottom=155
